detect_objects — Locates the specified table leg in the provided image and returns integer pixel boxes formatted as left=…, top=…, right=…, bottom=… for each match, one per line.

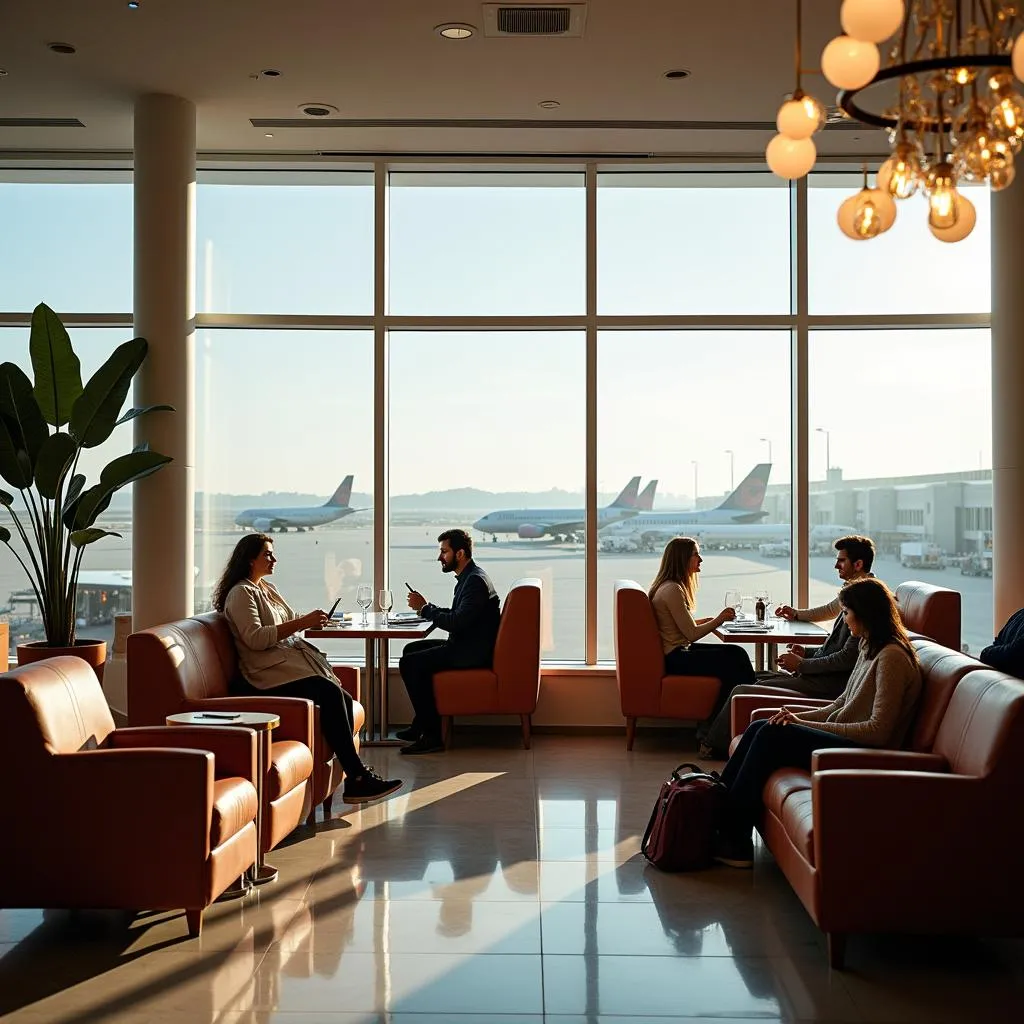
left=364, top=637, right=376, bottom=741
left=363, top=636, right=403, bottom=746
left=250, top=730, right=279, bottom=885
left=755, top=643, right=765, bottom=673
left=766, top=641, right=778, bottom=672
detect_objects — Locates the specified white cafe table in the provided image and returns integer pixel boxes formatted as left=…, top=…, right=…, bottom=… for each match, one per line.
left=306, top=614, right=435, bottom=745
left=713, top=618, right=829, bottom=673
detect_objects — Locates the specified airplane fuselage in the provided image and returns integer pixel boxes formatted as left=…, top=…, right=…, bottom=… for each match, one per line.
left=234, top=506, right=355, bottom=530
left=473, top=506, right=638, bottom=538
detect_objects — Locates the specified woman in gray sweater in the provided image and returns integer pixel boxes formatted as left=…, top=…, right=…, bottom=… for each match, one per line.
left=714, top=576, right=921, bottom=868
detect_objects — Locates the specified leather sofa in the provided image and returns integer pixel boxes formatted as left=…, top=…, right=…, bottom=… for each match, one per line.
left=728, top=638, right=1024, bottom=967
left=127, top=612, right=362, bottom=846
left=613, top=579, right=721, bottom=750
left=895, top=579, right=962, bottom=651
left=434, top=578, right=542, bottom=749
left=0, top=656, right=258, bottom=937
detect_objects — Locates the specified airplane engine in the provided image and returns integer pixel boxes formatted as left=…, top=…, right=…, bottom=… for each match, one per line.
left=518, top=524, right=545, bottom=539
left=253, top=517, right=274, bottom=532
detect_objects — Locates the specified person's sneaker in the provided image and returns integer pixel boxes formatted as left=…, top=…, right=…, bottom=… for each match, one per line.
left=713, top=833, right=755, bottom=869
left=399, top=734, right=445, bottom=755
left=343, top=767, right=403, bottom=803
left=395, top=725, right=421, bottom=742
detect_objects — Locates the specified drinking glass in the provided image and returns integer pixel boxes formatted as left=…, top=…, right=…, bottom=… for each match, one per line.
left=356, top=584, right=373, bottom=626
left=379, top=589, right=393, bottom=622
left=724, top=590, right=741, bottom=619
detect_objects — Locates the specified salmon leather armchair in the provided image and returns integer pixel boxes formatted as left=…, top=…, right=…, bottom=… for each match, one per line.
left=127, top=612, right=359, bottom=845
left=0, top=656, right=258, bottom=938
left=434, top=578, right=542, bottom=749
left=613, top=580, right=721, bottom=750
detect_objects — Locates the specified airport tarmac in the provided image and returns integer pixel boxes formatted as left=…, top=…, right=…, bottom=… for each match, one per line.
left=0, top=516, right=996, bottom=662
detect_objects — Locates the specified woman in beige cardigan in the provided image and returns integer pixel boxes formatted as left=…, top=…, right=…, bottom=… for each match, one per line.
left=714, top=576, right=921, bottom=868
left=214, top=533, right=401, bottom=803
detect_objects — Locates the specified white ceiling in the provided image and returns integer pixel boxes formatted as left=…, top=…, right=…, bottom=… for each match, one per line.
left=0, top=0, right=888, bottom=159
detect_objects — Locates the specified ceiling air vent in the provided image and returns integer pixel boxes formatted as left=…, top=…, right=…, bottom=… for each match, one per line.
left=483, top=4, right=587, bottom=37
left=0, top=117, right=85, bottom=128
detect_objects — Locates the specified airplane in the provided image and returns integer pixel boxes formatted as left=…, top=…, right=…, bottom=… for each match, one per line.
left=601, top=517, right=857, bottom=553
left=472, top=476, right=655, bottom=541
left=234, top=475, right=362, bottom=532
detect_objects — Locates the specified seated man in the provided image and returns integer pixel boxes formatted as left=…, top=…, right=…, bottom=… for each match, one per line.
left=702, top=534, right=875, bottom=757
left=980, top=606, right=1024, bottom=678
left=398, top=528, right=501, bottom=754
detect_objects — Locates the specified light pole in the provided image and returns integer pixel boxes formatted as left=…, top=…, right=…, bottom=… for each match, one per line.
left=759, top=437, right=772, bottom=463
left=691, top=460, right=698, bottom=510
left=724, top=449, right=734, bottom=491
left=816, top=427, right=830, bottom=480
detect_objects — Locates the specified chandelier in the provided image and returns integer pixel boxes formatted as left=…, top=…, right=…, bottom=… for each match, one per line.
left=767, top=0, right=1024, bottom=242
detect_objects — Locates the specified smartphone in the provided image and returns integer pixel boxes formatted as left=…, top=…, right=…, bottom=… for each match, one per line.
left=197, top=711, right=241, bottom=720
left=327, top=597, right=341, bottom=618
left=405, top=582, right=414, bottom=593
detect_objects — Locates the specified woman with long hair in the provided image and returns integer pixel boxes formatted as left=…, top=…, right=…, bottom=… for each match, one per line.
left=214, top=533, right=402, bottom=803
left=714, top=576, right=922, bottom=868
left=649, top=537, right=757, bottom=758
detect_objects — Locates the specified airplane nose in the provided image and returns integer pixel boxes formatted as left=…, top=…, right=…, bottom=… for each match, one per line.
left=472, top=517, right=484, bottom=530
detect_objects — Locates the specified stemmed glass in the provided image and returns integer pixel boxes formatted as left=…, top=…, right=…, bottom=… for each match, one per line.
left=356, top=585, right=373, bottom=626
left=724, top=589, right=742, bottom=620
left=379, top=589, right=393, bottom=623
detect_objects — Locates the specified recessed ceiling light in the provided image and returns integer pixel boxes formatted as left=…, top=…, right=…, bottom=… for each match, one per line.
left=127, top=1, right=140, bottom=9
left=538, top=99, right=561, bottom=109
left=48, top=42, right=77, bottom=55
left=436, top=23, right=475, bottom=39
left=264, top=133, right=274, bottom=138
left=260, top=69, right=281, bottom=78
left=0, top=70, right=8, bottom=77
left=298, top=102, right=339, bottom=117
left=663, top=69, right=691, bottom=80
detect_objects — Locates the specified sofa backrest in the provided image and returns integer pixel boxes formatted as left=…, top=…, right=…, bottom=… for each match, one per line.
left=908, top=638, right=981, bottom=751
left=0, top=656, right=116, bottom=762
left=896, top=580, right=961, bottom=652
left=933, top=669, right=1024, bottom=780
left=127, top=612, right=239, bottom=726
left=613, top=580, right=663, bottom=688
left=493, top=578, right=542, bottom=704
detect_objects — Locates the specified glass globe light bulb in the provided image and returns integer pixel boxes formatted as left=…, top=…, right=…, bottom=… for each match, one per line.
left=878, top=142, right=921, bottom=198
left=853, top=198, right=882, bottom=238
left=868, top=185, right=898, bottom=231
left=821, top=35, right=881, bottom=90
left=837, top=188, right=882, bottom=239
left=926, top=163, right=959, bottom=230
left=840, top=0, right=905, bottom=43
left=988, top=71, right=1016, bottom=97
left=929, top=192, right=977, bottom=243
left=990, top=157, right=1017, bottom=191
left=765, top=133, right=817, bottom=179
left=1014, top=33, right=1024, bottom=84
left=777, top=92, right=826, bottom=139
left=990, top=93, right=1024, bottom=141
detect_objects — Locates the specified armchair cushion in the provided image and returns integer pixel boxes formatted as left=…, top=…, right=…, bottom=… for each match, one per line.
left=811, top=748, right=948, bottom=773
left=109, top=724, right=257, bottom=784
left=779, top=787, right=815, bottom=865
left=267, top=740, right=314, bottom=801
left=211, top=777, right=259, bottom=847
left=764, top=767, right=812, bottom=818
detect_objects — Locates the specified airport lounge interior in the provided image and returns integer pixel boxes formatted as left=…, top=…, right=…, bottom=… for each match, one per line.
left=4, top=1, right=1024, bottom=1021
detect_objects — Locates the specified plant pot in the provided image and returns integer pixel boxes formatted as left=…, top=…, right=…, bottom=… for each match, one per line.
left=16, top=639, right=108, bottom=683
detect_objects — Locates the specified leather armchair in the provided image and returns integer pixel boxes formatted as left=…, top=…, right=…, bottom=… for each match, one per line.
left=613, top=580, right=720, bottom=750
left=434, top=578, right=542, bottom=749
left=895, top=579, right=961, bottom=651
left=128, top=612, right=361, bottom=841
left=0, top=656, right=258, bottom=937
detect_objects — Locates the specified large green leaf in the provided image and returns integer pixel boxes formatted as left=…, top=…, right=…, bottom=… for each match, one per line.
left=30, top=303, right=83, bottom=427
left=0, top=525, right=10, bottom=543
left=69, top=337, right=148, bottom=449
left=0, top=488, right=13, bottom=506
left=70, top=449, right=172, bottom=530
left=70, top=527, right=121, bottom=548
left=0, top=362, right=48, bottom=483
left=114, top=403, right=175, bottom=427
left=62, top=473, right=85, bottom=511
left=34, top=431, right=79, bottom=500
left=0, top=412, right=31, bottom=489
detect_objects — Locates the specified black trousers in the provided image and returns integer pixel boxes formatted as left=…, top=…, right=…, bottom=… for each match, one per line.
left=239, top=675, right=364, bottom=778
left=720, top=718, right=865, bottom=835
left=664, top=642, right=757, bottom=745
left=398, top=639, right=462, bottom=736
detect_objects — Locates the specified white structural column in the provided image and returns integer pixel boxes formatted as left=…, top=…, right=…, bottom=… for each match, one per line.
left=132, top=94, right=196, bottom=629
left=991, top=183, right=1024, bottom=626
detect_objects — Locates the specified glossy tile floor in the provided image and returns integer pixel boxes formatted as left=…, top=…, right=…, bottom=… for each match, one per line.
left=2, top=732, right=1023, bottom=1023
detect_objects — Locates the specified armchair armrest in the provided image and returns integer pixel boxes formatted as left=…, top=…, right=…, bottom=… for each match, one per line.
left=111, top=725, right=257, bottom=784
left=811, top=748, right=948, bottom=773
left=183, top=696, right=314, bottom=746
left=332, top=664, right=360, bottom=702
left=731, top=694, right=827, bottom=735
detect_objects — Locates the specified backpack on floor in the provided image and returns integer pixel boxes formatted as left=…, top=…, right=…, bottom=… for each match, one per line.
left=641, top=762, right=727, bottom=871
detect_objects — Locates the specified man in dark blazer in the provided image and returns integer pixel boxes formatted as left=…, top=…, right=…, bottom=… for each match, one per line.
left=398, top=528, right=501, bottom=754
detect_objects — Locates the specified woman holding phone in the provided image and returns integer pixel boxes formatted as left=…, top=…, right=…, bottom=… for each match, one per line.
left=214, top=532, right=402, bottom=803
left=649, top=537, right=757, bottom=758
left=713, top=576, right=921, bottom=868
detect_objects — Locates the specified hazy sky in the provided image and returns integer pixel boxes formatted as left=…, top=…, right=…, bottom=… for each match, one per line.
left=0, top=176, right=992, bottom=502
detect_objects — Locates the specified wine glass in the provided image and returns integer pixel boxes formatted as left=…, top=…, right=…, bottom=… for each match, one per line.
left=724, top=589, right=741, bottom=620
left=379, top=589, right=393, bottom=622
left=356, top=584, right=372, bottom=626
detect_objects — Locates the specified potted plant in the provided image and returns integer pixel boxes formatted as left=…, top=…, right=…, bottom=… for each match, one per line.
left=0, top=303, right=173, bottom=678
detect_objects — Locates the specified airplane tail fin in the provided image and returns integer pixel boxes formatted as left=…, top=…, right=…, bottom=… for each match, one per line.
left=717, top=463, right=771, bottom=511
left=636, top=479, right=658, bottom=511
left=325, top=475, right=354, bottom=508
left=609, top=476, right=642, bottom=508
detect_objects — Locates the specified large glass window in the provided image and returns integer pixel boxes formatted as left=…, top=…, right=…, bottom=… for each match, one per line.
left=388, top=173, right=586, bottom=315
left=809, top=328, right=992, bottom=654
left=196, top=174, right=374, bottom=314
left=597, top=174, right=791, bottom=314
left=598, top=331, right=792, bottom=660
left=389, top=331, right=585, bottom=660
